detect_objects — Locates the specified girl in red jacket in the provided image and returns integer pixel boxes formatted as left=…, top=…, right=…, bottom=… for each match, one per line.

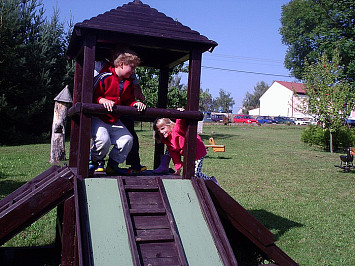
left=153, top=111, right=219, bottom=185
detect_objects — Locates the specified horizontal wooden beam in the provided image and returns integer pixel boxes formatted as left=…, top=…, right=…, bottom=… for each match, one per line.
left=68, top=103, right=204, bottom=121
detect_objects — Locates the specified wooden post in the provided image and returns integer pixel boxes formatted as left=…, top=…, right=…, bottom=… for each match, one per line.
left=183, top=48, right=202, bottom=179
left=50, top=85, right=73, bottom=164
left=76, top=34, right=96, bottom=178
left=154, top=67, right=169, bottom=169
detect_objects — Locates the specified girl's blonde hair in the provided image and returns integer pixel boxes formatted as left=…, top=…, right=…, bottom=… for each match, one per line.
left=153, top=118, right=175, bottom=142
left=113, top=47, right=141, bottom=67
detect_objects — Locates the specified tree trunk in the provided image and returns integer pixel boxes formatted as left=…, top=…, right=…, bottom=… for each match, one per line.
left=330, top=131, right=333, bottom=153
left=50, top=101, right=70, bottom=164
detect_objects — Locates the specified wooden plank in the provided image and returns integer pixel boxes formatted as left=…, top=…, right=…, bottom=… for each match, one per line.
left=124, top=185, right=159, bottom=191
left=135, top=228, right=171, bottom=238
left=193, top=178, right=238, bottom=266
left=132, top=215, right=170, bottom=230
left=74, top=176, right=89, bottom=266
left=138, top=242, right=180, bottom=264
left=140, top=255, right=180, bottom=266
left=156, top=177, right=188, bottom=266
left=61, top=196, right=76, bottom=266
left=135, top=234, right=174, bottom=243
left=183, top=48, right=202, bottom=179
left=162, top=179, right=223, bottom=266
left=0, top=165, right=61, bottom=210
left=117, top=177, right=141, bottom=265
left=127, top=191, right=164, bottom=209
left=130, top=208, right=166, bottom=215
left=68, top=104, right=203, bottom=121
left=0, top=169, right=74, bottom=245
left=123, top=177, right=158, bottom=186
left=83, top=178, right=134, bottom=266
left=206, top=145, right=226, bottom=152
left=69, top=61, right=83, bottom=168
left=76, top=35, right=95, bottom=177
left=155, top=67, right=170, bottom=169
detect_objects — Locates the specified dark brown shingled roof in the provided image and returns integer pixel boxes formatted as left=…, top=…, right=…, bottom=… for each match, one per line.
left=67, top=0, right=218, bottom=68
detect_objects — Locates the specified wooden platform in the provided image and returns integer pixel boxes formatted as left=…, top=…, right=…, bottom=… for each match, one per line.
left=0, top=167, right=298, bottom=265
left=77, top=175, right=235, bottom=265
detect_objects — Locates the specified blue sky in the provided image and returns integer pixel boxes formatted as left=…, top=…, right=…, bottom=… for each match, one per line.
left=42, top=0, right=296, bottom=113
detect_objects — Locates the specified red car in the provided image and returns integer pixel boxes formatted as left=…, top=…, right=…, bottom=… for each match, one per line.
left=233, top=114, right=258, bottom=124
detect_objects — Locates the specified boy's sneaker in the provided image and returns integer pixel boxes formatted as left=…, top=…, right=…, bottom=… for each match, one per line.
left=129, top=164, right=147, bottom=173
left=95, top=160, right=105, bottom=172
left=106, top=159, right=132, bottom=176
left=88, top=160, right=105, bottom=175
left=88, top=160, right=98, bottom=176
left=106, top=165, right=132, bottom=176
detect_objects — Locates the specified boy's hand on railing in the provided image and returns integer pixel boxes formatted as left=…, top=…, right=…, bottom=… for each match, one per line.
left=99, top=98, right=115, bottom=112
left=133, top=102, right=146, bottom=112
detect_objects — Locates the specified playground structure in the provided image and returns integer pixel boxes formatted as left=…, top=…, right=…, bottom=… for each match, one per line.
left=0, top=1, right=298, bottom=265
left=205, top=137, right=226, bottom=153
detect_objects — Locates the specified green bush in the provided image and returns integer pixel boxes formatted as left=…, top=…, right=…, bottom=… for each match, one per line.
left=301, top=125, right=355, bottom=151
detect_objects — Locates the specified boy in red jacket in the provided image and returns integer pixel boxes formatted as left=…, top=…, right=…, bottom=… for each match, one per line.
left=90, top=48, right=146, bottom=175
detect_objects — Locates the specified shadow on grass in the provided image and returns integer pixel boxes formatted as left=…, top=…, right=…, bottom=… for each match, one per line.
left=249, top=209, right=303, bottom=241
left=205, top=155, right=232, bottom=160
left=200, top=133, right=235, bottom=141
left=0, top=180, right=27, bottom=199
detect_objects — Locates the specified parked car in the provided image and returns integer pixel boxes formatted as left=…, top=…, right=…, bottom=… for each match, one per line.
left=256, top=116, right=278, bottom=124
left=294, top=117, right=311, bottom=125
left=346, top=118, right=355, bottom=128
left=274, top=116, right=295, bottom=125
left=202, top=114, right=214, bottom=123
left=309, top=118, right=318, bottom=125
left=211, top=114, right=226, bottom=122
left=233, top=114, right=258, bottom=124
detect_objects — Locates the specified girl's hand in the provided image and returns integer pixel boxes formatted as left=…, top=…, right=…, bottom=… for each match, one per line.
left=99, top=98, right=115, bottom=112
left=177, top=107, right=185, bottom=112
left=173, top=169, right=181, bottom=175
left=133, top=102, right=146, bottom=112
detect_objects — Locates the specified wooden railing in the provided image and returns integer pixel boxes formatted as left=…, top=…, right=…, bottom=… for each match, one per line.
left=68, top=103, right=203, bottom=122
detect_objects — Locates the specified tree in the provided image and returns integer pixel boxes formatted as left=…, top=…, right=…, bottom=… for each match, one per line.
left=0, top=0, right=74, bottom=144
left=301, top=50, right=354, bottom=153
left=242, top=81, right=269, bottom=113
left=213, top=89, right=235, bottom=113
left=199, top=88, right=213, bottom=112
left=136, top=63, right=188, bottom=109
left=280, top=0, right=355, bottom=83
left=167, top=75, right=187, bottom=109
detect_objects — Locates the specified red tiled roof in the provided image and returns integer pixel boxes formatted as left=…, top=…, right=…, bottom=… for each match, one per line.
left=274, top=81, right=306, bottom=94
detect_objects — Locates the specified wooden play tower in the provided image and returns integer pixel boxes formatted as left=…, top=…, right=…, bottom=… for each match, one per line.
left=0, top=1, right=298, bottom=265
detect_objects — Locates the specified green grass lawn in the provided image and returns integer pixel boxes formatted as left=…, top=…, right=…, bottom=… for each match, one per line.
left=0, top=123, right=354, bottom=265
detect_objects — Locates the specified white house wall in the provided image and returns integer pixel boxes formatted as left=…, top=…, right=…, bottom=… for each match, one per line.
left=258, top=82, right=310, bottom=118
left=292, top=94, right=308, bottom=118
left=260, top=82, right=294, bottom=116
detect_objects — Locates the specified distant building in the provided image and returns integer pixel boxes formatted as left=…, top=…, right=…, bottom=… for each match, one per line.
left=256, top=81, right=309, bottom=118
left=248, top=108, right=260, bottom=116
left=247, top=80, right=355, bottom=120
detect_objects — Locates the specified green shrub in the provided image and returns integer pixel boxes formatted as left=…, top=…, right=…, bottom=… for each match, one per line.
left=301, top=125, right=355, bottom=151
